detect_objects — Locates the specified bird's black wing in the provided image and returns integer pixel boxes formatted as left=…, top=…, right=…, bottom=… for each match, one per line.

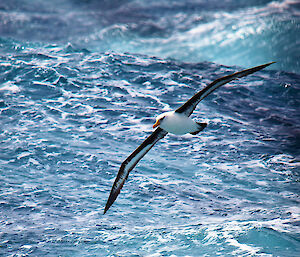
left=175, top=62, right=275, bottom=116
left=104, top=127, right=168, bottom=214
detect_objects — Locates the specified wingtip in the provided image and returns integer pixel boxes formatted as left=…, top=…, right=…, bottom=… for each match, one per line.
left=254, top=61, right=276, bottom=70
left=255, top=61, right=276, bottom=72
left=103, top=185, right=122, bottom=215
left=265, top=61, right=276, bottom=66
left=235, top=61, right=276, bottom=79
left=103, top=199, right=112, bottom=215
left=103, top=202, right=111, bottom=214
left=103, top=207, right=108, bottom=215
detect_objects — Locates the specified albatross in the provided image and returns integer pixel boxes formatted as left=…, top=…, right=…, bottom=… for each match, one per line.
left=104, top=62, right=275, bottom=214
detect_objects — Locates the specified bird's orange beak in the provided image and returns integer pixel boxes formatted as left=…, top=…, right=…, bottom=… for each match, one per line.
left=153, top=120, right=160, bottom=128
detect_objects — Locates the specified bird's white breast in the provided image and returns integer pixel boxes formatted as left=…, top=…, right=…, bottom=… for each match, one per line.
left=159, top=111, right=199, bottom=135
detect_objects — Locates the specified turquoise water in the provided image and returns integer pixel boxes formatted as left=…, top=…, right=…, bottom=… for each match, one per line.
left=0, top=1, right=299, bottom=256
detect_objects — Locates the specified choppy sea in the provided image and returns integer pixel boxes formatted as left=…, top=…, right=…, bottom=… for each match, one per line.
left=0, top=0, right=299, bottom=256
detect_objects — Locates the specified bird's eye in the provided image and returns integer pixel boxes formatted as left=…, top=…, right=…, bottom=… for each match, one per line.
left=159, top=117, right=165, bottom=121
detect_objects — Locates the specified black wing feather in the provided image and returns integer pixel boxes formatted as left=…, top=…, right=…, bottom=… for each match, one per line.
left=104, top=127, right=168, bottom=214
left=176, top=62, right=275, bottom=116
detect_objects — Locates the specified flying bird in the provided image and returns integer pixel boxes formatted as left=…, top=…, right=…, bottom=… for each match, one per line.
left=104, top=62, right=275, bottom=214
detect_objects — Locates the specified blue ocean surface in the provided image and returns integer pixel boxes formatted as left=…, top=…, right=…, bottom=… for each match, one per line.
left=0, top=0, right=299, bottom=256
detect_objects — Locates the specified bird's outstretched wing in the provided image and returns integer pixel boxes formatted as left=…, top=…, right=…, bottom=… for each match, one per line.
left=175, top=62, right=275, bottom=116
left=104, top=127, right=168, bottom=214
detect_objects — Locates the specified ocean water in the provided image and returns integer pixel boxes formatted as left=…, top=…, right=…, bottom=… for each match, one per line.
left=0, top=0, right=299, bottom=256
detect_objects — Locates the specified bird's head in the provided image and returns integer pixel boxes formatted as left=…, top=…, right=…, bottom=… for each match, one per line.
left=153, top=112, right=172, bottom=129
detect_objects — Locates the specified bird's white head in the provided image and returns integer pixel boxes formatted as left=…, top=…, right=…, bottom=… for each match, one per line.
left=153, top=111, right=173, bottom=129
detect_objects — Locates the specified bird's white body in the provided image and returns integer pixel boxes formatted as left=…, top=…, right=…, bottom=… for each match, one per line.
left=156, top=111, right=200, bottom=135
